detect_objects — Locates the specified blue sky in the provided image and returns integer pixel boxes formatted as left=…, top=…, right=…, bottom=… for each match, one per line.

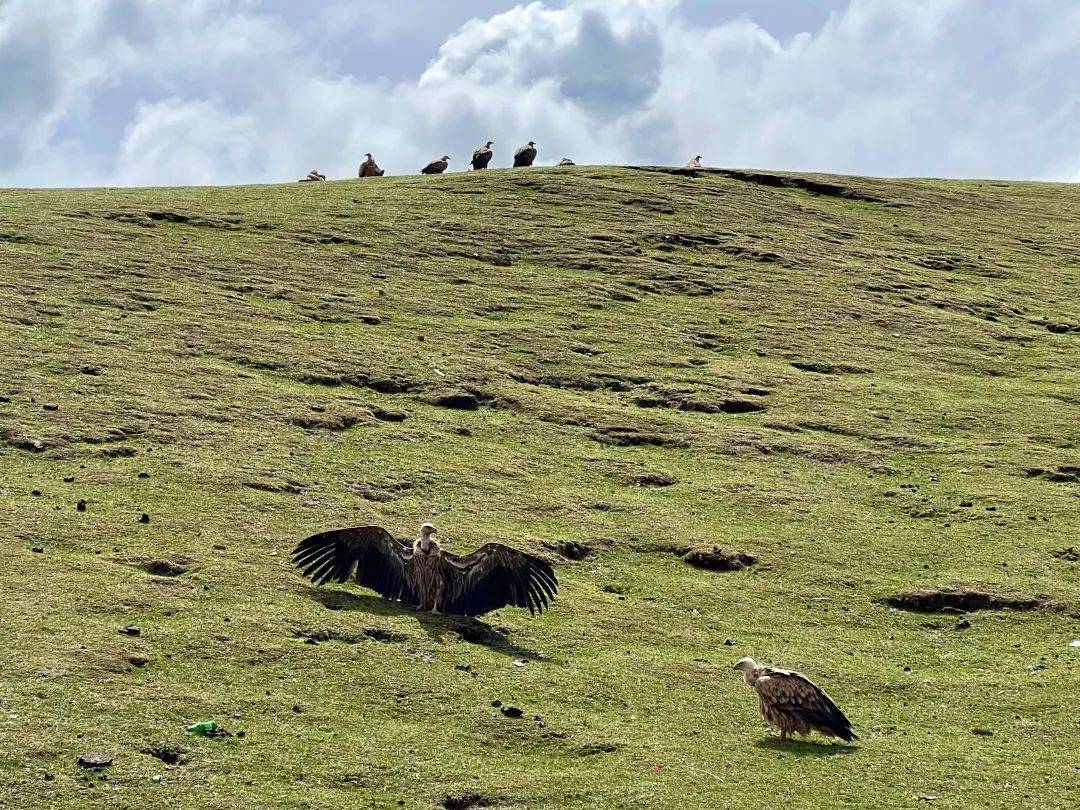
left=1, top=0, right=1077, bottom=187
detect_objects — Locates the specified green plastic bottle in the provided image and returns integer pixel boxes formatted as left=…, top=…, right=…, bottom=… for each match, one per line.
left=185, top=721, right=218, bottom=736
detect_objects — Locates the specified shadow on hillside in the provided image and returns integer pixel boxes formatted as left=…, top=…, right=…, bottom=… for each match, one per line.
left=305, top=587, right=549, bottom=661
left=753, top=738, right=857, bottom=757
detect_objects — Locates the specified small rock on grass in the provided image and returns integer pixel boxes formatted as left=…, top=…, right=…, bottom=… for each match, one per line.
left=139, top=513, right=150, bottom=524
left=77, top=499, right=87, bottom=512
left=499, top=705, right=524, bottom=718
left=76, top=753, right=112, bottom=769
left=119, top=625, right=141, bottom=636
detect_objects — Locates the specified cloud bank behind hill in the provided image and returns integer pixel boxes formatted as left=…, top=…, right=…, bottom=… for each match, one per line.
left=1, top=0, right=1077, bottom=187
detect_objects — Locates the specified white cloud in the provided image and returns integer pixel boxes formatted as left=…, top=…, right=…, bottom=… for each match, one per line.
left=0, top=0, right=1077, bottom=187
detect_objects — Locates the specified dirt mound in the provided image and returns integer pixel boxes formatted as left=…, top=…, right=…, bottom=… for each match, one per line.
left=441, top=792, right=498, bottom=809
left=683, top=546, right=757, bottom=571
left=544, top=540, right=593, bottom=560
left=884, top=588, right=1058, bottom=613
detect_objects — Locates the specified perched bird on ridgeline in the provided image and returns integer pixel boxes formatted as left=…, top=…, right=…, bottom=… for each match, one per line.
left=683, top=155, right=703, bottom=170
left=470, top=141, right=495, bottom=170
left=557, top=157, right=575, bottom=166
left=733, top=658, right=857, bottom=742
left=513, top=141, right=537, bottom=167
left=292, top=523, right=558, bottom=617
left=420, top=155, right=451, bottom=174
left=358, top=153, right=385, bottom=177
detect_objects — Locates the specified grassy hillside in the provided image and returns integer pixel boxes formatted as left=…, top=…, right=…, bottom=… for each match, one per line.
left=0, top=166, right=1077, bottom=809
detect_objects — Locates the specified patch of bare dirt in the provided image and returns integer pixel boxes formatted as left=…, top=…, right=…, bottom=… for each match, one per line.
left=884, top=588, right=1060, bottom=613
left=543, top=540, right=594, bottom=560
left=682, top=546, right=758, bottom=571
left=1024, top=466, right=1079, bottom=483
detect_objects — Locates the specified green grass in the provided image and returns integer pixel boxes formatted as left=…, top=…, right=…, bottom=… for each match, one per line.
left=0, top=166, right=1077, bottom=808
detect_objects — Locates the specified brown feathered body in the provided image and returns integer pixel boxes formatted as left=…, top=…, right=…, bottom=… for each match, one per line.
left=737, top=659, right=857, bottom=742
left=557, top=157, right=575, bottom=166
left=513, top=142, right=537, bottom=167
left=420, top=157, right=449, bottom=174
left=471, top=143, right=494, bottom=170
left=358, top=155, right=384, bottom=177
left=292, top=525, right=557, bottom=617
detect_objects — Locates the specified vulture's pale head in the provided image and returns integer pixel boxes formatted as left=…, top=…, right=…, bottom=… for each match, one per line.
left=733, top=657, right=759, bottom=683
left=485, top=141, right=494, bottom=147
left=364, top=153, right=372, bottom=159
left=441, top=155, right=451, bottom=161
left=420, top=522, right=437, bottom=550
left=528, top=140, right=536, bottom=146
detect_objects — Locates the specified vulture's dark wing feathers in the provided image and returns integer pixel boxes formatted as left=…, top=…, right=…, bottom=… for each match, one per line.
left=292, top=525, right=416, bottom=603
left=759, top=668, right=858, bottom=741
left=443, top=543, right=557, bottom=616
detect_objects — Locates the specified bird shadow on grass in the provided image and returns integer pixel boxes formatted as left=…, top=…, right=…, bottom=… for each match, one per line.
left=305, top=587, right=550, bottom=662
left=753, top=738, right=857, bottom=757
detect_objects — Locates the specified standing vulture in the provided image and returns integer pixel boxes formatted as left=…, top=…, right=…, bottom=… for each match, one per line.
left=683, top=155, right=703, bottom=169
left=420, top=156, right=450, bottom=174
left=292, top=523, right=557, bottom=617
left=471, top=141, right=495, bottom=170
left=358, top=153, right=385, bottom=177
left=733, top=658, right=857, bottom=742
left=513, top=141, right=537, bottom=167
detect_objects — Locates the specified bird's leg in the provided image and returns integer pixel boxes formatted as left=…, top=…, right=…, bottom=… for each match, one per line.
left=779, top=730, right=788, bottom=742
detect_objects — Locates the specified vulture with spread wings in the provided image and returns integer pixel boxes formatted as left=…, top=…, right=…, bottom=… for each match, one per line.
left=292, top=523, right=557, bottom=617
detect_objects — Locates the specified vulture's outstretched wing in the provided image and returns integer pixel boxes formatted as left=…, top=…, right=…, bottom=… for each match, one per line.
left=756, top=668, right=857, bottom=741
left=443, top=543, right=557, bottom=616
left=292, top=525, right=416, bottom=603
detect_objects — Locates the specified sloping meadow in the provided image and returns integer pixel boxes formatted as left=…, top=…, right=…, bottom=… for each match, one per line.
left=0, top=167, right=1077, bottom=807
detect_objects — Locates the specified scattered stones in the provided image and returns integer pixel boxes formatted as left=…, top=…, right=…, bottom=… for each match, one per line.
left=31, top=546, right=44, bottom=553
left=139, top=513, right=151, bottom=524
left=723, top=637, right=735, bottom=646
left=119, top=625, right=141, bottom=636
left=76, top=753, right=113, bottom=769
left=128, top=656, right=151, bottom=667
left=64, top=476, right=75, bottom=483
left=77, top=499, right=87, bottom=512
left=138, top=471, right=151, bottom=478
left=292, top=704, right=306, bottom=714
left=42, top=403, right=59, bottom=411
left=499, top=705, right=524, bottom=718
left=80, top=365, right=103, bottom=376
left=1051, top=547, right=1078, bottom=562
left=970, top=728, right=993, bottom=736
left=955, top=618, right=972, bottom=630
left=371, top=407, right=407, bottom=422
left=31, top=489, right=42, bottom=497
